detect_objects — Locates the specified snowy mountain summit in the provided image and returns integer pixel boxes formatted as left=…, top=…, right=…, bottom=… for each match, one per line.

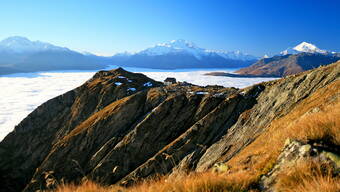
left=138, top=39, right=204, bottom=58
left=136, top=39, right=257, bottom=61
left=280, top=42, right=328, bottom=55
left=0, top=36, right=69, bottom=53
left=293, top=42, right=327, bottom=53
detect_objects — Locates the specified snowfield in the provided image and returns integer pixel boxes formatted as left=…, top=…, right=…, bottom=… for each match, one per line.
left=0, top=67, right=277, bottom=140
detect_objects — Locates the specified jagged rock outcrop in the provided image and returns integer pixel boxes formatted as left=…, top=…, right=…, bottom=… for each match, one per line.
left=0, top=62, right=339, bottom=192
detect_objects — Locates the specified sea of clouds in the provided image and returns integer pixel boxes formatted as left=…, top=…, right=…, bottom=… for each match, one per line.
left=0, top=67, right=277, bottom=140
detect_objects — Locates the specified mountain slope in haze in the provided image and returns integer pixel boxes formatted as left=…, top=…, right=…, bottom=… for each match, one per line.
left=0, top=36, right=69, bottom=53
left=110, top=39, right=258, bottom=69
left=0, top=61, right=339, bottom=192
left=0, top=36, right=108, bottom=75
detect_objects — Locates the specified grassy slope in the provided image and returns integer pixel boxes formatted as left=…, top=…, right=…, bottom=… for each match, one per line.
left=54, top=79, right=340, bottom=192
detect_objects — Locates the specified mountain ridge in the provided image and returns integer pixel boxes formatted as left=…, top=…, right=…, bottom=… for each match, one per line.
left=0, top=61, right=339, bottom=192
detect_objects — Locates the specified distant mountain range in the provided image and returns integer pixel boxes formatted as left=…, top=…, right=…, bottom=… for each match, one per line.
left=110, top=39, right=257, bottom=69
left=1, top=37, right=339, bottom=77
left=236, top=42, right=340, bottom=77
left=0, top=37, right=258, bottom=75
left=206, top=42, right=340, bottom=77
left=0, top=36, right=108, bottom=75
left=122, top=39, right=257, bottom=61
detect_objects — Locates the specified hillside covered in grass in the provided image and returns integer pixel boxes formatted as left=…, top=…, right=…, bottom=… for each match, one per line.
left=56, top=65, right=340, bottom=192
left=0, top=62, right=339, bottom=192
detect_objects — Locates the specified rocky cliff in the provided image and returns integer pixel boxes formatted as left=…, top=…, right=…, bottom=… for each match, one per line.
left=0, top=62, right=339, bottom=192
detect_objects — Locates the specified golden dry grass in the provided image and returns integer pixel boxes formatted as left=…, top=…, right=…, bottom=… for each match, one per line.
left=54, top=181, right=109, bottom=192
left=54, top=80, right=340, bottom=192
left=128, top=171, right=259, bottom=192
left=226, top=80, right=340, bottom=177
left=53, top=171, right=259, bottom=192
left=274, top=160, right=340, bottom=192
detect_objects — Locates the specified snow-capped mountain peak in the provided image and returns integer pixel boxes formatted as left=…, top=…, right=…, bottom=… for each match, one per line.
left=0, top=36, right=69, bottom=53
left=136, top=39, right=257, bottom=61
left=262, top=54, right=270, bottom=58
left=293, top=42, right=326, bottom=53
left=280, top=42, right=328, bottom=55
left=157, top=39, right=199, bottom=49
left=138, top=39, right=205, bottom=59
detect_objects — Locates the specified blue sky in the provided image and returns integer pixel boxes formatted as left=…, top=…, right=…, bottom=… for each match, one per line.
left=0, top=0, right=339, bottom=56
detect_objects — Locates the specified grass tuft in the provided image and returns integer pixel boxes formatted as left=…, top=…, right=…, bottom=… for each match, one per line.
left=274, top=160, right=340, bottom=192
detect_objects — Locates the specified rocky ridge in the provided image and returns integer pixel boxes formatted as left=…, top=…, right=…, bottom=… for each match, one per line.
left=0, top=62, right=339, bottom=192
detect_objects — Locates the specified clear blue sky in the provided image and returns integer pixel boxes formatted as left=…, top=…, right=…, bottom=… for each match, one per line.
left=0, top=0, right=339, bottom=56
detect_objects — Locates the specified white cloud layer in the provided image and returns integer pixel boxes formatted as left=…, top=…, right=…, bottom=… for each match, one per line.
left=0, top=68, right=276, bottom=140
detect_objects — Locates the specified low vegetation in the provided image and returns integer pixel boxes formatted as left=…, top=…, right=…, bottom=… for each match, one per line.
left=275, top=160, right=340, bottom=192
left=54, top=80, right=340, bottom=191
left=55, top=171, right=258, bottom=192
left=224, top=80, right=340, bottom=190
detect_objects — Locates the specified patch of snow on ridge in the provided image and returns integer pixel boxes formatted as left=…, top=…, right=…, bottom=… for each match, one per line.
left=196, top=91, right=209, bottom=95
left=143, top=82, right=153, bottom=87
left=127, top=87, right=136, bottom=91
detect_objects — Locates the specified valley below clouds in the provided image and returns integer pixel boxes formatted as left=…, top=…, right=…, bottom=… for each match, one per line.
left=0, top=67, right=276, bottom=140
